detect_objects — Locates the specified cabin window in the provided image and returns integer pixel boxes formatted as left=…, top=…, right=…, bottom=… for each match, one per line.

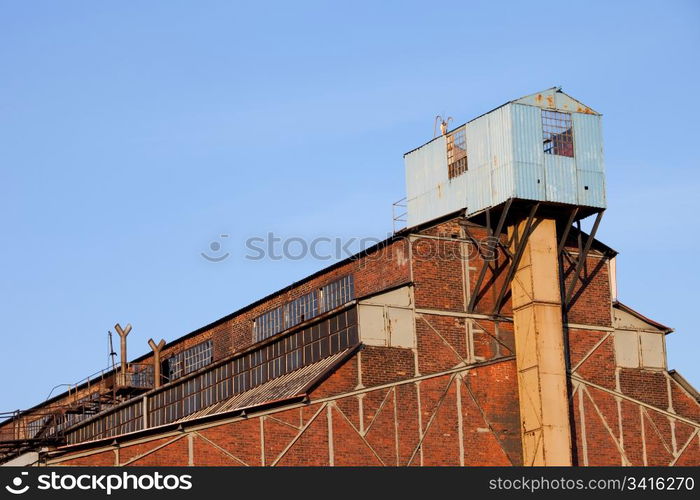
left=446, top=126, right=468, bottom=178
left=542, top=110, right=574, bottom=157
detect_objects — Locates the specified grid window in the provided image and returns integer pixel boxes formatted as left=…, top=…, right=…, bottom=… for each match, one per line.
left=542, top=110, right=574, bottom=157
left=252, top=276, right=353, bottom=343
left=286, top=291, right=318, bottom=329
left=167, top=356, right=184, bottom=381
left=321, top=275, right=355, bottom=313
left=253, top=305, right=284, bottom=341
left=166, top=340, right=213, bottom=381
left=447, top=127, right=468, bottom=179
left=67, top=307, right=360, bottom=445
left=184, top=342, right=212, bottom=373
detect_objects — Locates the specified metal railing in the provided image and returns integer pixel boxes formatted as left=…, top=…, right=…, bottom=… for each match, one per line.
left=115, top=363, right=154, bottom=390
left=392, top=197, right=407, bottom=233
left=0, top=360, right=154, bottom=449
left=66, top=307, right=359, bottom=445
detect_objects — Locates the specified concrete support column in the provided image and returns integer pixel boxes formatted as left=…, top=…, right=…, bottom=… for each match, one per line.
left=509, top=217, right=572, bottom=466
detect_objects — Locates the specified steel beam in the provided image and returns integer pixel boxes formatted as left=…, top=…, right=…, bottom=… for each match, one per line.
left=467, top=199, right=512, bottom=312
left=492, top=203, right=540, bottom=314
left=564, top=211, right=604, bottom=306
left=557, top=207, right=579, bottom=256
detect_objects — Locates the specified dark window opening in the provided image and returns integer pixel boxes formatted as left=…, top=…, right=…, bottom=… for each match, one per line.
left=542, top=110, right=574, bottom=157
left=447, top=127, right=468, bottom=179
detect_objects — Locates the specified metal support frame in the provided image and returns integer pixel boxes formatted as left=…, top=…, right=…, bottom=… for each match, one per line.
left=466, top=199, right=512, bottom=313
left=557, top=207, right=579, bottom=256
left=464, top=203, right=600, bottom=316
left=492, top=203, right=541, bottom=314
left=563, top=211, right=604, bottom=306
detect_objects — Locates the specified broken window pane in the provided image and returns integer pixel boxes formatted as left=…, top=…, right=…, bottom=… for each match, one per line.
left=447, top=126, right=468, bottom=179
left=542, top=110, right=574, bottom=157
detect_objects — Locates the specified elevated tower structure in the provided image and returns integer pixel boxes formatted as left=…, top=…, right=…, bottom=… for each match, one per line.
left=404, top=87, right=606, bottom=465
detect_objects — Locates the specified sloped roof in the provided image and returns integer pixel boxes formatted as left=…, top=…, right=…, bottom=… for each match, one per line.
left=51, top=346, right=358, bottom=452
left=405, top=87, right=599, bottom=156
left=613, top=301, right=673, bottom=334
left=512, top=87, right=600, bottom=115
left=174, top=347, right=356, bottom=424
left=668, top=370, right=700, bottom=403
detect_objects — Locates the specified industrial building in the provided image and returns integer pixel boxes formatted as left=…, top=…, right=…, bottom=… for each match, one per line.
left=1, top=88, right=698, bottom=466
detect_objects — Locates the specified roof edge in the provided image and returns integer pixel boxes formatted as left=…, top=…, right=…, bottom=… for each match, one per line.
left=613, top=300, right=674, bottom=334
left=668, top=370, right=700, bottom=403
left=46, top=345, right=361, bottom=456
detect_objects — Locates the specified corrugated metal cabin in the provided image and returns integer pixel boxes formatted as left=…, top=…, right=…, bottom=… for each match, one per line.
left=404, top=87, right=606, bottom=227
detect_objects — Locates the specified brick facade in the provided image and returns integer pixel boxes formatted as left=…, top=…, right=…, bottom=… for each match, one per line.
left=6, top=216, right=699, bottom=466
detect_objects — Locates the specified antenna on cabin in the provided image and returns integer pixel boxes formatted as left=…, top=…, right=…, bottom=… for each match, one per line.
left=434, top=115, right=453, bottom=137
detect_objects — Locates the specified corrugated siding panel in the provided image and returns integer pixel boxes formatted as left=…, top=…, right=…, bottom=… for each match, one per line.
left=577, top=170, right=606, bottom=208
left=544, top=154, right=577, bottom=204
left=405, top=136, right=450, bottom=227
left=573, top=113, right=605, bottom=173
left=468, top=167, right=491, bottom=215
left=405, top=98, right=605, bottom=222
left=466, top=113, right=492, bottom=214
left=487, top=104, right=514, bottom=208
left=511, top=104, right=545, bottom=201
left=466, top=113, right=491, bottom=171
left=573, top=113, right=606, bottom=208
left=447, top=172, right=468, bottom=215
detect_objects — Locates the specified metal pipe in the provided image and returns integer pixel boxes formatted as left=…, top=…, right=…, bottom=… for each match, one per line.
left=114, top=323, right=132, bottom=379
left=148, top=338, right=166, bottom=388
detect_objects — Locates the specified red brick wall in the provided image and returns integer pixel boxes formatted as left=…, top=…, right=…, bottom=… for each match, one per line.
left=568, top=320, right=700, bottom=466
left=51, top=356, right=523, bottom=467
left=570, top=380, right=700, bottom=466
left=412, top=236, right=466, bottom=312
left=619, top=369, right=668, bottom=410
left=563, top=254, right=612, bottom=327
left=27, top=215, right=700, bottom=467
left=359, top=346, right=414, bottom=388
left=58, top=450, right=115, bottom=466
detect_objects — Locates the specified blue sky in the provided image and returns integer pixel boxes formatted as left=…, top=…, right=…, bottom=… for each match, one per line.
left=1, top=1, right=698, bottom=410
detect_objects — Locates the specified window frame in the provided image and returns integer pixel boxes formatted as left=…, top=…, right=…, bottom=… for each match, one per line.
left=542, top=109, right=575, bottom=158
left=446, top=126, right=468, bottom=179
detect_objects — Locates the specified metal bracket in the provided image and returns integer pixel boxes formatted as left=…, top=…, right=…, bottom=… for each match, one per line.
left=465, top=199, right=512, bottom=313
left=563, top=211, right=604, bottom=307
left=492, top=203, right=541, bottom=314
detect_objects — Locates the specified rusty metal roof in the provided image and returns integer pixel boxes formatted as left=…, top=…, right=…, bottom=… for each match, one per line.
left=174, top=348, right=354, bottom=424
